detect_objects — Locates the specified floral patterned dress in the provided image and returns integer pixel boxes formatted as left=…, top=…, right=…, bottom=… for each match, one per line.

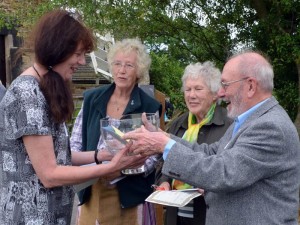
left=0, top=76, right=74, bottom=225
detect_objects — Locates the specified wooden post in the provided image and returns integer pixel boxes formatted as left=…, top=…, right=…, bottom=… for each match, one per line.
left=154, top=89, right=166, bottom=225
left=154, top=90, right=166, bottom=131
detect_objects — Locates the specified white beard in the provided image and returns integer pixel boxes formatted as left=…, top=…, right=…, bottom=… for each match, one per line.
left=227, top=86, right=246, bottom=118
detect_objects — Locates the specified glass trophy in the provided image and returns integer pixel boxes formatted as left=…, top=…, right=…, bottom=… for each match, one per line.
left=100, top=113, right=159, bottom=175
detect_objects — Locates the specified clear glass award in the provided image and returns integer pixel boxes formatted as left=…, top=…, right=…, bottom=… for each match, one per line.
left=100, top=113, right=158, bottom=175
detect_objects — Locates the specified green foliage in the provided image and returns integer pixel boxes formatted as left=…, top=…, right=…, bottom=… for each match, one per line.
left=0, top=1, right=62, bottom=37
left=5, top=0, right=300, bottom=121
left=272, top=61, right=299, bottom=121
left=149, top=52, right=186, bottom=112
left=0, top=9, right=15, bottom=30
left=274, top=80, right=299, bottom=121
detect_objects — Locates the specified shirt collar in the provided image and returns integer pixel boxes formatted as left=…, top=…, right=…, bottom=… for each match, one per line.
left=235, top=98, right=269, bottom=124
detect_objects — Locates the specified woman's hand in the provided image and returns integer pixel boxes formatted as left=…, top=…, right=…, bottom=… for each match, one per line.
left=98, top=148, right=114, bottom=161
left=159, top=181, right=171, bottom=190
left=109, top=143, right=148, bottom=171
left=153, top=181, right=171, bottom=191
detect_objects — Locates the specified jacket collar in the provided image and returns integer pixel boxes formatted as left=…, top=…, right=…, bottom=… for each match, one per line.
left=241, top=96, right=278, bottom=127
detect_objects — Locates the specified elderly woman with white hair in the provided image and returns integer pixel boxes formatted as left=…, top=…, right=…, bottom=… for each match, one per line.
left=70, top=38, right=161, bottom=225
left=155, top=61, right=232, bottom=225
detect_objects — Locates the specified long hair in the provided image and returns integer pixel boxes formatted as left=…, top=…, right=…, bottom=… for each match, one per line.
left=31, top=9, right=95, bottom=123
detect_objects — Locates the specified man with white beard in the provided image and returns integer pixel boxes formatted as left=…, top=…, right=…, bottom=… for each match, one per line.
left=123, top=50, right=300, bottom=225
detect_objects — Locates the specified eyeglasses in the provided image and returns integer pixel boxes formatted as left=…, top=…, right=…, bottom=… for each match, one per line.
left=111, top=61, right=136, bottom=70
left=220, top=77, right=249, bottom=91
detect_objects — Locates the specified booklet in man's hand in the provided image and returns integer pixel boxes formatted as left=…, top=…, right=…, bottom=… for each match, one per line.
left=145, top=189, right=201, bottom=207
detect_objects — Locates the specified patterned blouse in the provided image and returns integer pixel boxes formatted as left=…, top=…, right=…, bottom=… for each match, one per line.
left=0, top=76, right=74, bottom=225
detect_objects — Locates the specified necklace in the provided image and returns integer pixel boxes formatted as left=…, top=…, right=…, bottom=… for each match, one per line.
left=32, top=65, right=41, bottom=78
left=112, top=99, right=128, bottom=112
left=114, top=101, right=122, bottom=111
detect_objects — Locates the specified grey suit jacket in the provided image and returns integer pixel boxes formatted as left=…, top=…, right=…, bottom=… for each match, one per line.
left=0, top=82, right=6, bottom=103
left=162, top=96, right=300, bottom=225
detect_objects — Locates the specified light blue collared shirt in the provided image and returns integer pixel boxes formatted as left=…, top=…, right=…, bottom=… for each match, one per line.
left=163, top=139, right=176, bottom=160
left=232, top=98, right=269, bottom=137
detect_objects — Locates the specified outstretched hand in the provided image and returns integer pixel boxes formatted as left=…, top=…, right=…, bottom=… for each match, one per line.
left=122, top=126, right=170, bottom=156
left=98, top=148, right=114, bottom=161
left=109, top=142, right=147, bottom=171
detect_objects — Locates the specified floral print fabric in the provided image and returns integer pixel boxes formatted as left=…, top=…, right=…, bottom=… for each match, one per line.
left=0, top=76, right=74, bottom=225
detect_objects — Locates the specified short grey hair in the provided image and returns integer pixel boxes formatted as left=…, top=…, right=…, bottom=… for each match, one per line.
left=181, top=61, right=221, bottom=94
left=229, top=50, right=274, bottom=92
left=107, top=38, right=151, bottom=83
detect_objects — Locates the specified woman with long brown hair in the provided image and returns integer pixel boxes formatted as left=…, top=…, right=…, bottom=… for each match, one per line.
left=0, top=9, right=144, bottom=225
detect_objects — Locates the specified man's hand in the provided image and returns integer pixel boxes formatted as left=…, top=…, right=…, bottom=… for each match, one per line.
left=141, top=112, right=158, bottom=132
left=122, top=126, right=170, bottom=156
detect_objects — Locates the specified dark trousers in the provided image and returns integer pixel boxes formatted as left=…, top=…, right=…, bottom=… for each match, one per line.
left=177, top=216, right=194, bottom=225
left=165, top=196, right=206, bottom=225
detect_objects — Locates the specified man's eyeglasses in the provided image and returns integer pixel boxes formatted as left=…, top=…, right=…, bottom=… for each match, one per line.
left=111, top=61, right=136, bottom=70
left=220, top=77, right=249, bottom=91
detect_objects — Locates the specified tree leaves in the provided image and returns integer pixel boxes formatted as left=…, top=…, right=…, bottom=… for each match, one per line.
left=2, top=0, right=299, bottom=121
